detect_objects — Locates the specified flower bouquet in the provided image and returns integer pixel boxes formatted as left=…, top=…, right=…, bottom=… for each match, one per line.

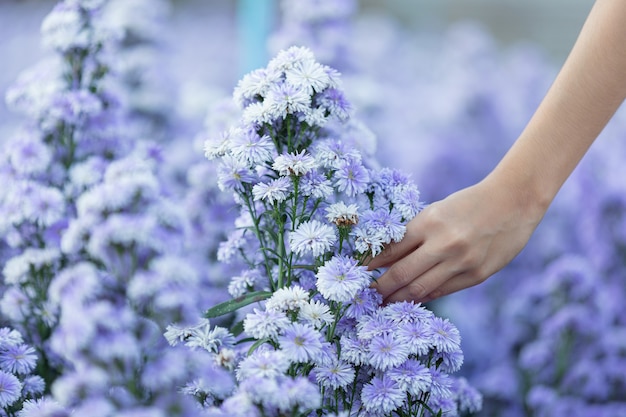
left=169, top=46, right=481, bottom=417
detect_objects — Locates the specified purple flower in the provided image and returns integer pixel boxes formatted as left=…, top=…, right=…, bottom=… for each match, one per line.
left=367, top=332, right=410, bottom=371
left=316, top=255, right=370, bottom=302
left=0, top=370, right=22, bottom=407
left=217, top=155, right=257, bottom=192
left=0, top=344, right=37, bottom=374
left=278, top=322, right=324, bottom=363
left=17, top=397, right=70, bottom=417
left=313, top=358, right=355, bottom=389
left=427, top=317, right=461, bottom=353
left=361, top=374, right=405, bottom=414
left=388, top=359, right=432, bottom=396
left=236, top=349, right=290, bottom=380
left=230, top=129, right=275, bottom=165
left=360, top=209, right=406, bottom=243
left=333, top=159, right=370, bottom=197
left=344, top=288, right=382, bottom=319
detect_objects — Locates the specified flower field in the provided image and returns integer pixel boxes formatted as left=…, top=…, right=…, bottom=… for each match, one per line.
left=1, top=1, right=625, bottom=416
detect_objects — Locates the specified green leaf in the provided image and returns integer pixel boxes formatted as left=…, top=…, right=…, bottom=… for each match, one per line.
left=204, top=291, right=273, bottom=318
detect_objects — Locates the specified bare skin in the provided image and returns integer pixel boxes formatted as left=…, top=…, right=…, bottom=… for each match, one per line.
left=369, top=0, right=626, bottom=304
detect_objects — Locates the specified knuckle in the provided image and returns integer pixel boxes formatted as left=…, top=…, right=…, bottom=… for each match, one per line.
left=407, top=281, right=428, bottom=300
left=387, top=262, right=413, bottom=287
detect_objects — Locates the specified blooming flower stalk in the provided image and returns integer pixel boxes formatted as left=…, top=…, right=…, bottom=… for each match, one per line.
left=175, top=46, right=482, bottom=417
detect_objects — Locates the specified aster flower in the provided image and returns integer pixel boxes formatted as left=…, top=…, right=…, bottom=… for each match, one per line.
left=289, top=220, right=337, bottom=257
left=0, top=344, right=38, bottom=375
left=333, top=159, right=370, bottom=197
left=361, top=374, right=405, bottom=415
left=298, top=300, right=334, bottom=329
left=272, top=150, right=317, bottom=177
left=265, top=285, right=310, bottom=312
left=252, top=177, right=292, bottom=204
left=316, top=255, right=371, bottom=302
left=243, top=308, right=291, bottom=340
left=278, top=322, right=325, bottom=363
left=236, top=350, right=291, bottom=381
left=428, top=317, right=462, bottom=353
left=388, top=359, right=432, bottom=396
left=0, top=370, right=22, bottom=407
left=367, top=332, right=411, bottom=371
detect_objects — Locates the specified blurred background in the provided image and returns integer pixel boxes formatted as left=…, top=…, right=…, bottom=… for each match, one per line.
left=0, top=0, right=594, bottom=129
left=3, top=1, right=626, bottom=415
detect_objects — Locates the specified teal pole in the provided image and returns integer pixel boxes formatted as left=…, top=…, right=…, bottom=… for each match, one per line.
left=237, top=0, right=276, bottom=77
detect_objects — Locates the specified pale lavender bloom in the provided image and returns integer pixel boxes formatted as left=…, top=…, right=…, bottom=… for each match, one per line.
left=0, top=287, right=30, bottom=322
left=339, top=332, right=369, bottom=366
left=236, top=349, right=291, bottom=381
left=233, top=68, right=282, bottom=108
left=429, top=368, right=453, bottom=400
left=361, top=374, right=405, bottom=414
left=267, top=46, right=317, bottom=73
left=289, top=220, right=336, bottom=257
left=388, top=359, right=432, bottom=396
left=243, top=308, right=291, bottom=340
left=392, top=184, right=423, bottom=220
left=0, top=328, right=23, bottom=348
left=41, top=2, right=91, bottom=52
left=285, top=59, right=330, bottom=94
left=22, top=375, right=45, bottom=396
left=278, top=322, right=324, bottom=363
left=218, top=155, right=257, bottom=192
left=357, top=311, right=394, bottom=340
left=396, top=320, right=432, bottom=356
left=352, top=223, right=386, bottom=256
left=216, top=229, right=246, bottom=264
left=265, top=81, right=311, bottom=119
left=280, top=376, right=322, bottom=412
left=316, top=255, right=370, bottom=302
left=68, top=156, right=107, bottom=190
left=48, top=262, right=102, bottom=305
left=0, top=370, right=22, bottom=407
left=333, top=159, right=370, bottom=197
left=314, top=358, right=355, bottom=389
left=48, top=90, right=104, bottom=126
left=17, top=397, right=69, bottom=417
left=317, top=88, right=351, bottom=121
left=230, top=129, right=275, bottom=165
left=433, top=348, right=464, bottom=373
left=344, top=288, right=382, bottom=319
left=367, top=333, right=410, bottom=371
left=452, top=377, right=483, bottom=414
left=3, top=248, right=61, bottom=285
left=299, top=170, right=333, bottom=199
left=265, top=285, right=310, bottom=312
left=383, top=301, right=434, bottom=324
left=427, top=317, right=462, bottom=353
left=272, top=150, right=317, bottom=177
left=7, top=131, right=51, bottom=175
left=204, top=129, right=234, bottom=160
left=360, top=209, right=406, bottom=243
left=312, top=139, right=361, bottom=169
left=23, top=185, right=66, bottom=227
left=252, top=177, right=292, bottom=204
left=0, top=344, right=37, bottom=374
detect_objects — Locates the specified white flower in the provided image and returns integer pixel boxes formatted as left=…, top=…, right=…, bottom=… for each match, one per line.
left=285, top=59, right=331, bottom=95
left=289, top=220, right=337, bottom=257
left=273, top=150, right=318, bottom=176
left=299, top=300, right=334, bottom=329
left=326, top=202, right=359, bottom=227
left=265, top=285, right=310, bottom=312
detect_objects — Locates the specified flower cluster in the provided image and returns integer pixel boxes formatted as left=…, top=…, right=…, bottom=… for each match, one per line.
left=0, top=327, right=45, bottom=415
left=173, top=46, right=482, bottom=416
left=1, top=1, right=223, bottom=415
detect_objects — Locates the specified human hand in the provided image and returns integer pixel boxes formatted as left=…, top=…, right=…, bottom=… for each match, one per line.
left=368, top=177, right=546, bottom=303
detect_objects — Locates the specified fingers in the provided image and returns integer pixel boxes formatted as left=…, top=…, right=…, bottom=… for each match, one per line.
left=371, top=246, right=439, bottom=300
left=367, top=216, right=423, bottom=270
left=383, top=271, right=482, bottom=304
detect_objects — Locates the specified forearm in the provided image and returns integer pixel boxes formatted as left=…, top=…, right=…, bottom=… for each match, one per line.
left=487, top=0, right=626, bottom=215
